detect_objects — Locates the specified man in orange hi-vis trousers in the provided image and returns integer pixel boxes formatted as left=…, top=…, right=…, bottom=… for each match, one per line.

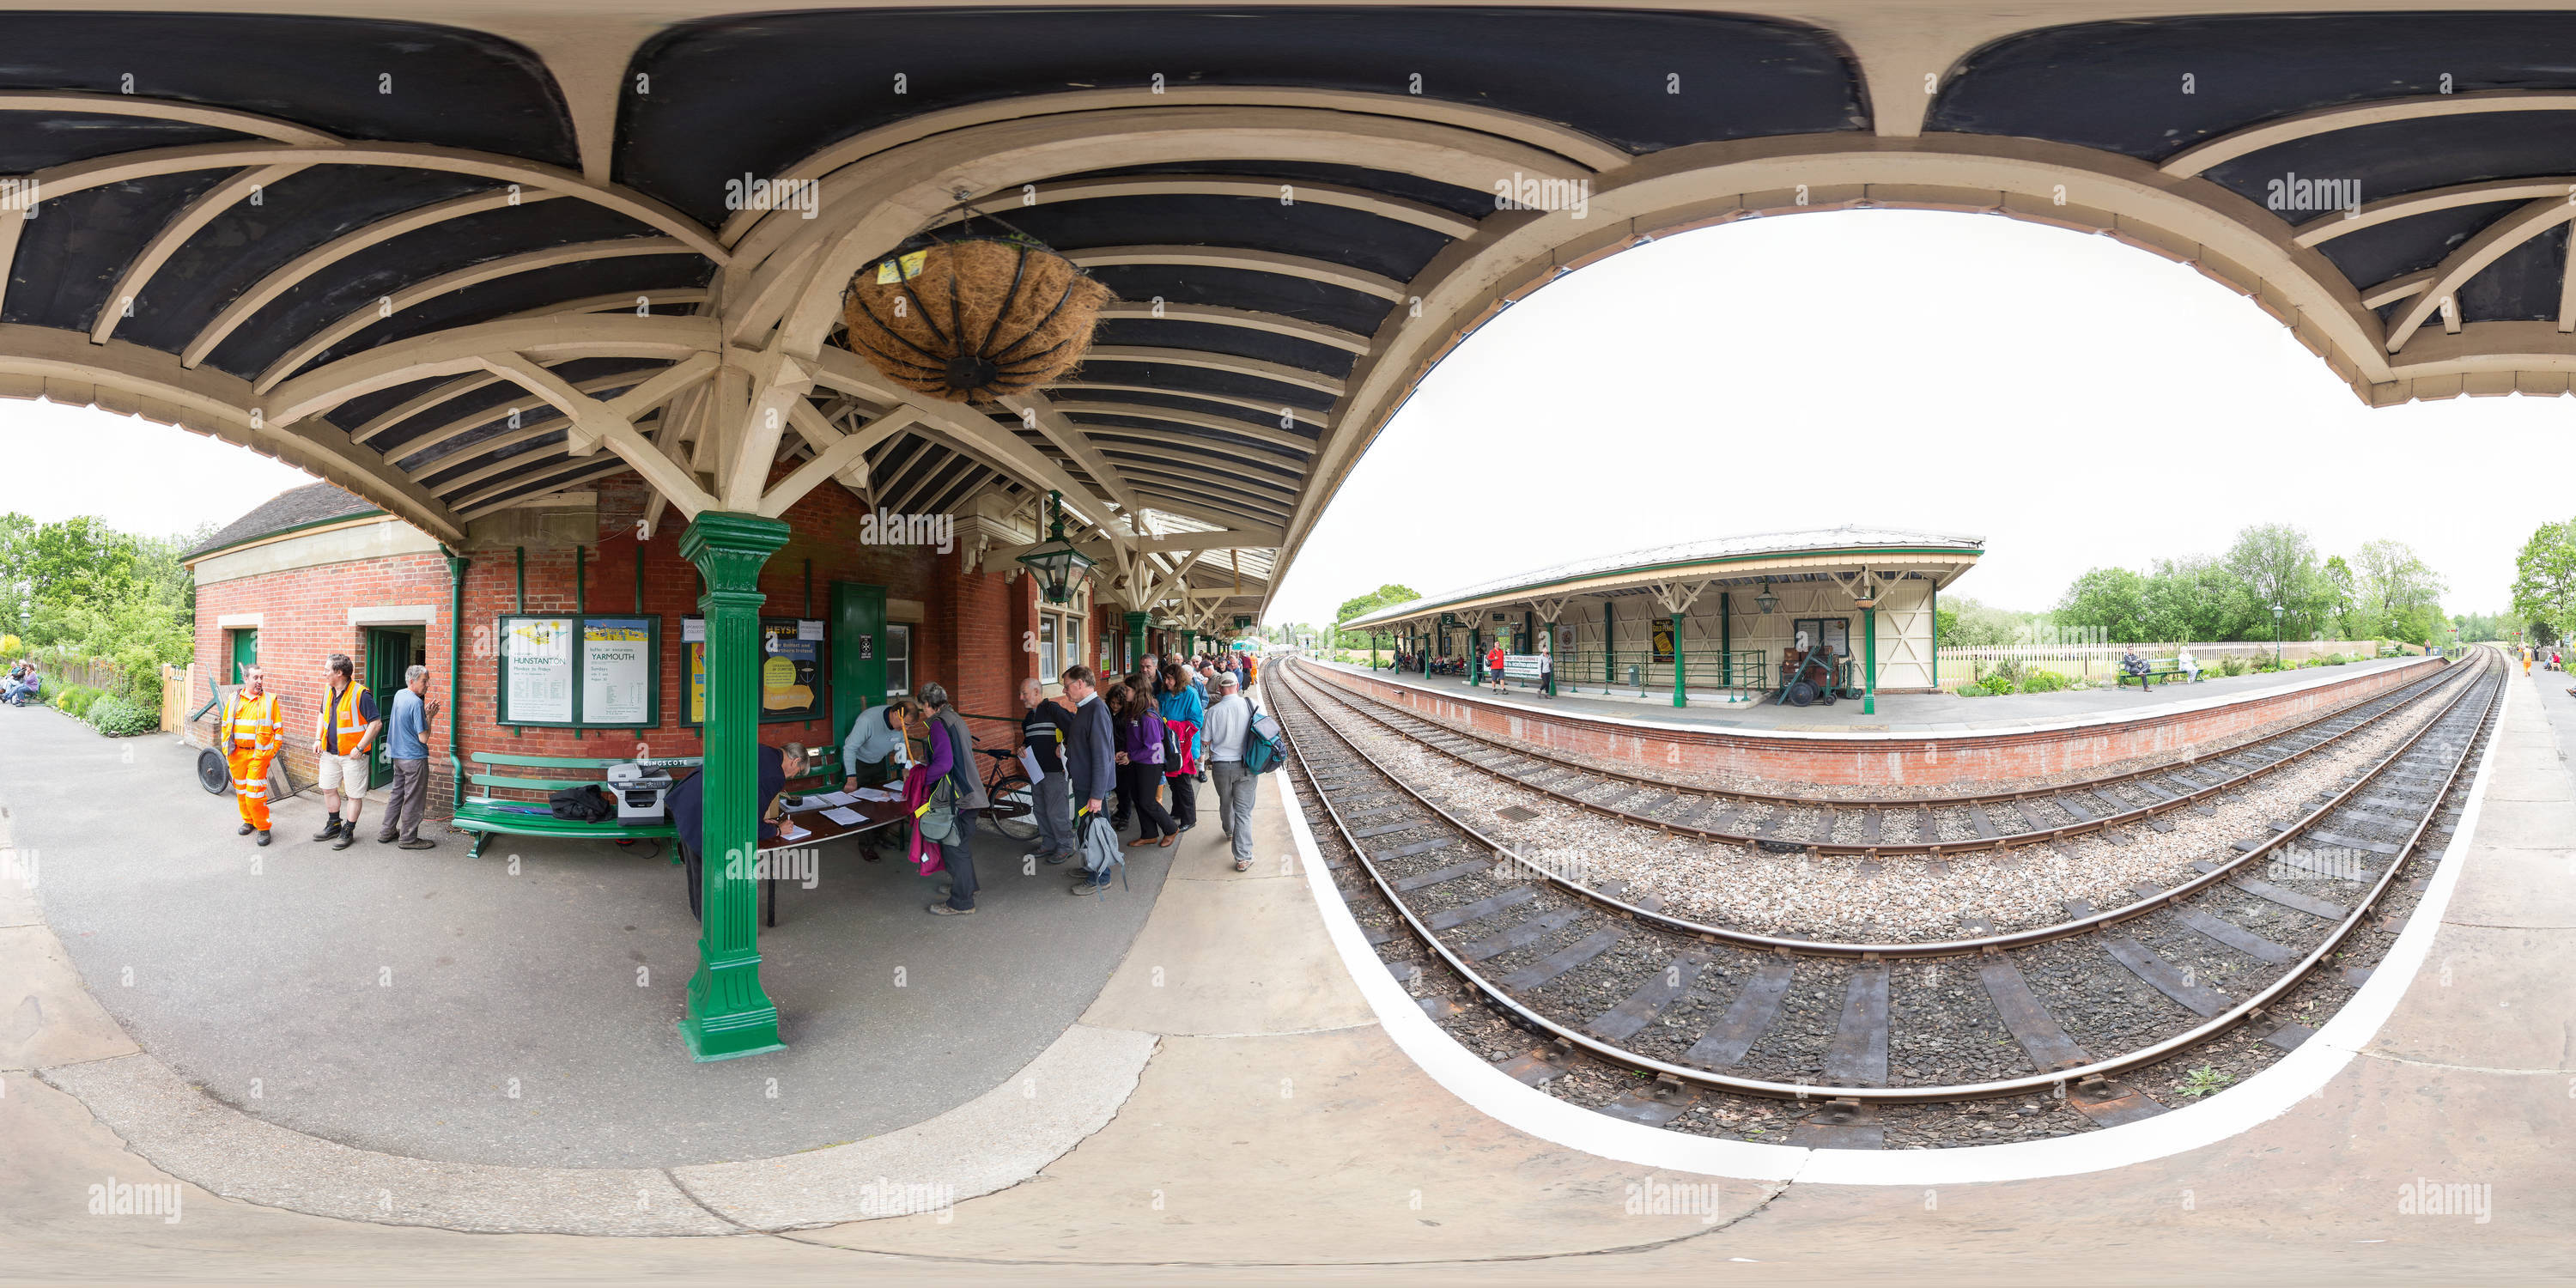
left=222, top=665, right=283, bottom=845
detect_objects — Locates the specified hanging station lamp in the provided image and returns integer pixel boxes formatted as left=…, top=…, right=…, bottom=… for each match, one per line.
left=1016, top=490, right=1097, bottom=605
left=1753, top=579, right=1779, bottom=615
left=1851, top=574, right=1880, bottom=610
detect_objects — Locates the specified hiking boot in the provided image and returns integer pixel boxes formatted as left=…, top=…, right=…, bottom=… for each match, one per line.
left=376, top=832, right=398, bottom=844
left=331, top=827, right=357, bottom=850
left=312, top=823, right=344, bottom=841
left=1067, top=878, right=1110, bottom=896
left=255, top=830, right=272, bottom=846
left=398, top=837, right=435, bottom=850
left=927, top=902, right=974, bottom=915
left=237, top=823, right=254, bottom=836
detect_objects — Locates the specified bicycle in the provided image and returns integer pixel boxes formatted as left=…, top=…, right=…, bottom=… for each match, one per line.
left=978, top=746, right=1040, bottom=841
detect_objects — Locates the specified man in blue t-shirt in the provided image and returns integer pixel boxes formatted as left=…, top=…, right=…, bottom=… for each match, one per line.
left=379, top=664, right=440, bottom=849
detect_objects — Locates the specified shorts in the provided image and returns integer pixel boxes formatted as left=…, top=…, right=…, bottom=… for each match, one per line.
left=317, top=750, right=372, bottom=793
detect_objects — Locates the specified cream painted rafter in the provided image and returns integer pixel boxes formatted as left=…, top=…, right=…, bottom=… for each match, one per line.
left=2162, top=90, right=2576, bottom=179
left=94, top=163, right=307, bottom=344
left=2377, top=197, right=2575, bottom=352
left=1046, top=381, right=1331, bottom=431
left=1062, top=246, right=1406, bottom=301
left=1093, top=301, right=1371, bottom=354
left=184, top=190, right=568, bottom=369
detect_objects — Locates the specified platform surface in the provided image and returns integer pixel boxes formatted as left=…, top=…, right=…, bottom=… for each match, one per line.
left=1315, top=654, right=2428, bottom=736
left=3, top=664, right=2567, bottom=1283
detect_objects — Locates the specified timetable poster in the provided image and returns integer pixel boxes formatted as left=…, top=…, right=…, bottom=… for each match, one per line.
left=761, top=621, right=823, bottom=720
left=581, top=618, right=654, bottom=726
left=502, top=617, right=575, bottom=724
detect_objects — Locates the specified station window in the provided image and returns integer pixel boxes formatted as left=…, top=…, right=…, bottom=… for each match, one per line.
left=1038, top=614, right=1058, bottom=683
left=1037, top=609, right=1084, bottom=685
left=885, top=623, right=913, bottom=697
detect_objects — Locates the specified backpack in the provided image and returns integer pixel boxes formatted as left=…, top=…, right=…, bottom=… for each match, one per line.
left=1240, top=700, right=1285, bottom=775
left=915, top=774, right=959, bottom=846
left=550, top=783, right=614, bottom=822
left=1076, top=808, right=1127, bottom=889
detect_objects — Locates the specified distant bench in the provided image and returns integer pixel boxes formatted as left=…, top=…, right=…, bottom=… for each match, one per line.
left=2117, top=659, right=2194, bottom=690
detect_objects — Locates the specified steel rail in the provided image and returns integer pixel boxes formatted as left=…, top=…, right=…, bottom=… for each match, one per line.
left=1275, top=648, right=2499, bottom=1103
left=1279, top=652, right=2484, bottom=958
left=1285, top=655, right=2470, bottom=858
left=1297, top=653, right=2452, bottom=815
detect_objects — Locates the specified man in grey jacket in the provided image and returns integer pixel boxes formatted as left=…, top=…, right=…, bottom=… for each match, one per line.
left=1061, top=665, right=1120, bottom=894
left=1202, top=670, right=1257, bottom=872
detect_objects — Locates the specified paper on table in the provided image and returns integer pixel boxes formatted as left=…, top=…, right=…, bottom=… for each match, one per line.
left=775, top=821, right=811, bottom=841
left=848, top=787, right=898, bottom=802
left=802, top=791, right=855, bottom=807
left=820, top=806, right=864, bottom=826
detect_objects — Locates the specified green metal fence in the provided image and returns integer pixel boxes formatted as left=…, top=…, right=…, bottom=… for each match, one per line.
left=1546, top=648, right=1771, bottom=694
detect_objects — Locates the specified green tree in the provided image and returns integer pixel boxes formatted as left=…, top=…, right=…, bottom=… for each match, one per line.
left=2225, top=523, right=2331, bottom=640
left=2351, top=538, right=2445, bottom=644
left=1334, top=583, right=1420, bottom=653
left=2510, top=520, right=2576, bottom=642
left=2054, top=567, right=2153, bottom=641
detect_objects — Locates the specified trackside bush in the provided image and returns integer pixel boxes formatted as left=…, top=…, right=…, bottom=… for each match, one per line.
left=85, top=695, right=157, bottom=737
left=2020, top=670, right=2071, bottom=694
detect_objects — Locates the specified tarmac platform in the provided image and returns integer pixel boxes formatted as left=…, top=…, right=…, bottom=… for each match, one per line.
left=3, top=654, right=2568, bottom=1282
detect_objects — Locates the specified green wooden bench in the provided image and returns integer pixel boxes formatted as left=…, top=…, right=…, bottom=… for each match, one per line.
left=2117, top=659, right=2193, bottom=689
left=454, top=747, right=851, bottom=861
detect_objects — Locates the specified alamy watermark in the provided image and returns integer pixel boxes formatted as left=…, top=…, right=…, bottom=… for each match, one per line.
left=0, top=177, right=36, bottom=216
left=1625, top=1176, right=1723, bottom=1224
left=857, top=1176, right=956, bottom=1223
left=2397, top=1178, right=2491, bottom=1223
left=2265, top=173, right=2360, bottom=220
left=1493, top=172, right=1589, bottom=219
left=859, top=507, right=955, bottom=555
left=724, top=173, right=818, bottom=220
left=88, top=1175, right=182, bottom=1224
left=2, top=845, right=34, bottom=890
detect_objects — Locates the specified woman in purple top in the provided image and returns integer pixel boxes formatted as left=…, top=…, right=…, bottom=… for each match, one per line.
left=1110, top=681, right=1177, bottom=846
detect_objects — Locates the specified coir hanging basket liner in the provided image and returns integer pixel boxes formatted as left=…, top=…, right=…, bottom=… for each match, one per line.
left=841, top=236, right=1115, bottom=404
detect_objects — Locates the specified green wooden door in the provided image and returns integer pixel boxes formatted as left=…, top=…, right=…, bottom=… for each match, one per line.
left=228, top=628, right=258, bottom=684
left=829, top=581, right=888, bottom=756
left=364, top=629, right=415, bottom=789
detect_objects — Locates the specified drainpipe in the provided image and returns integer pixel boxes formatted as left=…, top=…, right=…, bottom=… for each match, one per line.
left=440, top=544, right=468, bottom=807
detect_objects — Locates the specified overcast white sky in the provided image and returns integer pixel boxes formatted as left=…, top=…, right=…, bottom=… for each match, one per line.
left=0, top=208, right=2557, bottom=621
left=1270, top=209, right=2560, bottom=626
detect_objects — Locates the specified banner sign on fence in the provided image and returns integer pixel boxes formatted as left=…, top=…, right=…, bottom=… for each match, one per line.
left=1503, top=653, right=1547, bottom=680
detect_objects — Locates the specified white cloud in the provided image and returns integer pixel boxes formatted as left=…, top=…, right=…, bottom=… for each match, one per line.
left=1272, top=209, right=2548, bottom=626
left=0, top=398, right=314, bottom=538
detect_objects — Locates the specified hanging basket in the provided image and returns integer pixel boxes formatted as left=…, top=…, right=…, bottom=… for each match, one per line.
left=840, top=234, right=1115, bottom=404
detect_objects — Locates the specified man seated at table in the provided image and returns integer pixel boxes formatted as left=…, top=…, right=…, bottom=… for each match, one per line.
left=659, top=739, right=798, bottom=920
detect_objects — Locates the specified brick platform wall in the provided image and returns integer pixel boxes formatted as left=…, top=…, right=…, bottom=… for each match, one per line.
left=191, top=474, right=1060, bottom=822
left=1302, top=657, right=2449, bottom=787
left=191, top=548, right=458, bottom=804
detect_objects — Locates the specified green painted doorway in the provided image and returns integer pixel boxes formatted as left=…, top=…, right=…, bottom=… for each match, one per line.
left=829, top=582, right=889, bottom=770
left=227, top=628, right=258, bottom=684
left=364, top=628, right=421, bottom=790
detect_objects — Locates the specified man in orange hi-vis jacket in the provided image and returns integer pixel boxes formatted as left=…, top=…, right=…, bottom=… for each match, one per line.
left=222, top=665, right=283, bottom=845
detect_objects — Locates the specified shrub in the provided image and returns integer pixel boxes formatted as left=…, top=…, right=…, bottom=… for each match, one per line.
left=56, top=684, right=105, bottom=718
left=2217, top=654, right=2250, bottom=677
left=2020, top=669, right=2070, bottom=694
left=85, top=695, right=157, bottom=737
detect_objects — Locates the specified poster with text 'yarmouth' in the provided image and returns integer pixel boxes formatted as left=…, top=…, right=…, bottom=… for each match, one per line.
left=581, top=618, right=653, bottom=725
left=503, top=617, right=575, bottom=724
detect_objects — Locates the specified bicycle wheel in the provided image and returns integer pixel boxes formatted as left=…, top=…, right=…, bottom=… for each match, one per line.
left=197, top=748, right=231, bottom=795
left=985, top=771, right=1040, bottom=841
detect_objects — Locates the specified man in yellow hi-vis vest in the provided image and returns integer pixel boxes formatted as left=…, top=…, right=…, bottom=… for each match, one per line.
left=222, top=666, right=283, bottom=844
left=312, top=653, right=380, bottom=850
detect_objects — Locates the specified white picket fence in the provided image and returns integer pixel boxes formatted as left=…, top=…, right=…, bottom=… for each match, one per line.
left=1935, top=640, right=2397, bottom=685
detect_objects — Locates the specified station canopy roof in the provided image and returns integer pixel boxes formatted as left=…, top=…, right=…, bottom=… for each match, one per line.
left=1341, top=526, right=1984, bottom=629
left=1, top=3, right=2567, bottom=629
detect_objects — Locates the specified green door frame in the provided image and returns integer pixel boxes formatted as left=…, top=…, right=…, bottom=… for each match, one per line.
left=228, top=627, right=258, bottom=685
left=363, top=628, right=414, bottom=790
left=829, top=581, right=889, bottom=784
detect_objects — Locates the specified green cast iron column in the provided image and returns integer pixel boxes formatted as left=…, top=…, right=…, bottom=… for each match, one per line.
left=1125, top=611, right=1148, bottom=673
left=677, top=511, right=789, bottom=1062
left=1719, top=591, right=1732, bottom=689
left=1470, top=627, right=1482, bottom=686
left=1863, top=605, right=1879, bottom=716
left=1671, top=611, right=1686, bottom=708
left=1929, top=581, right=1938, bottom=690
left=1181, top=629, right=1195, bottom=658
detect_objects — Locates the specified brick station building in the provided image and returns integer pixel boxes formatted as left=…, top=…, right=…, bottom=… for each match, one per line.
left=182, top=476, right=1206, bottom=819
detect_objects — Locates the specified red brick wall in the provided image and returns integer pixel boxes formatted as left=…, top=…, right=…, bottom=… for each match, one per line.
left=190, top=546, right=458, bottom=802
left=191, top=474, right=1055, bottom=819
left=1304, top=657, right=2448, bottom=787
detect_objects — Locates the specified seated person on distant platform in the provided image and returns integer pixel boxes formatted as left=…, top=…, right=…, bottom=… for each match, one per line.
left=2121, top=647, right=2150, bottom=681
left=841, top=696, right=921, bottom=787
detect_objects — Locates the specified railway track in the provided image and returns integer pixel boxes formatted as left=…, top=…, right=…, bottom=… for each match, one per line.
left=1290, top=653, right=2469, bottom=857
left=1273, top=647, right=2500, bottom=1145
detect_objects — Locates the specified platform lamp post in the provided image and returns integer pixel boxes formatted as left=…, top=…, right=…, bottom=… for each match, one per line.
left=1853, top=574, right=1880, bottom=716
left=2272, top=603, right=2285, bottom=668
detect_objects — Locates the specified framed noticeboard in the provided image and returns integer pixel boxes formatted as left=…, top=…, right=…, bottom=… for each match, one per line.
left=1650, top=621, right=1676, bottom=665
left=685, top=617, right=828, bottom=726
left=498, top=615, right=661, bottom=728
left=1792, top=617, right=1851, bottom=657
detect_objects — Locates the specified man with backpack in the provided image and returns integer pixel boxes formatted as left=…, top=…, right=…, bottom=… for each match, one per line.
left=1202, top=669, right=1263, bottom=872
left=1063, top=665, right=1121, bottom=895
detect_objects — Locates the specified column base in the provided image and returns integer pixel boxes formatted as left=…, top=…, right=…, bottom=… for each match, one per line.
left=677, top=1011, right=787, bottom=1062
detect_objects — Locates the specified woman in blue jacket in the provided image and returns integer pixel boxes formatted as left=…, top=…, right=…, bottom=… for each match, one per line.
left=1156, top=665, right=1204, bottom=831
